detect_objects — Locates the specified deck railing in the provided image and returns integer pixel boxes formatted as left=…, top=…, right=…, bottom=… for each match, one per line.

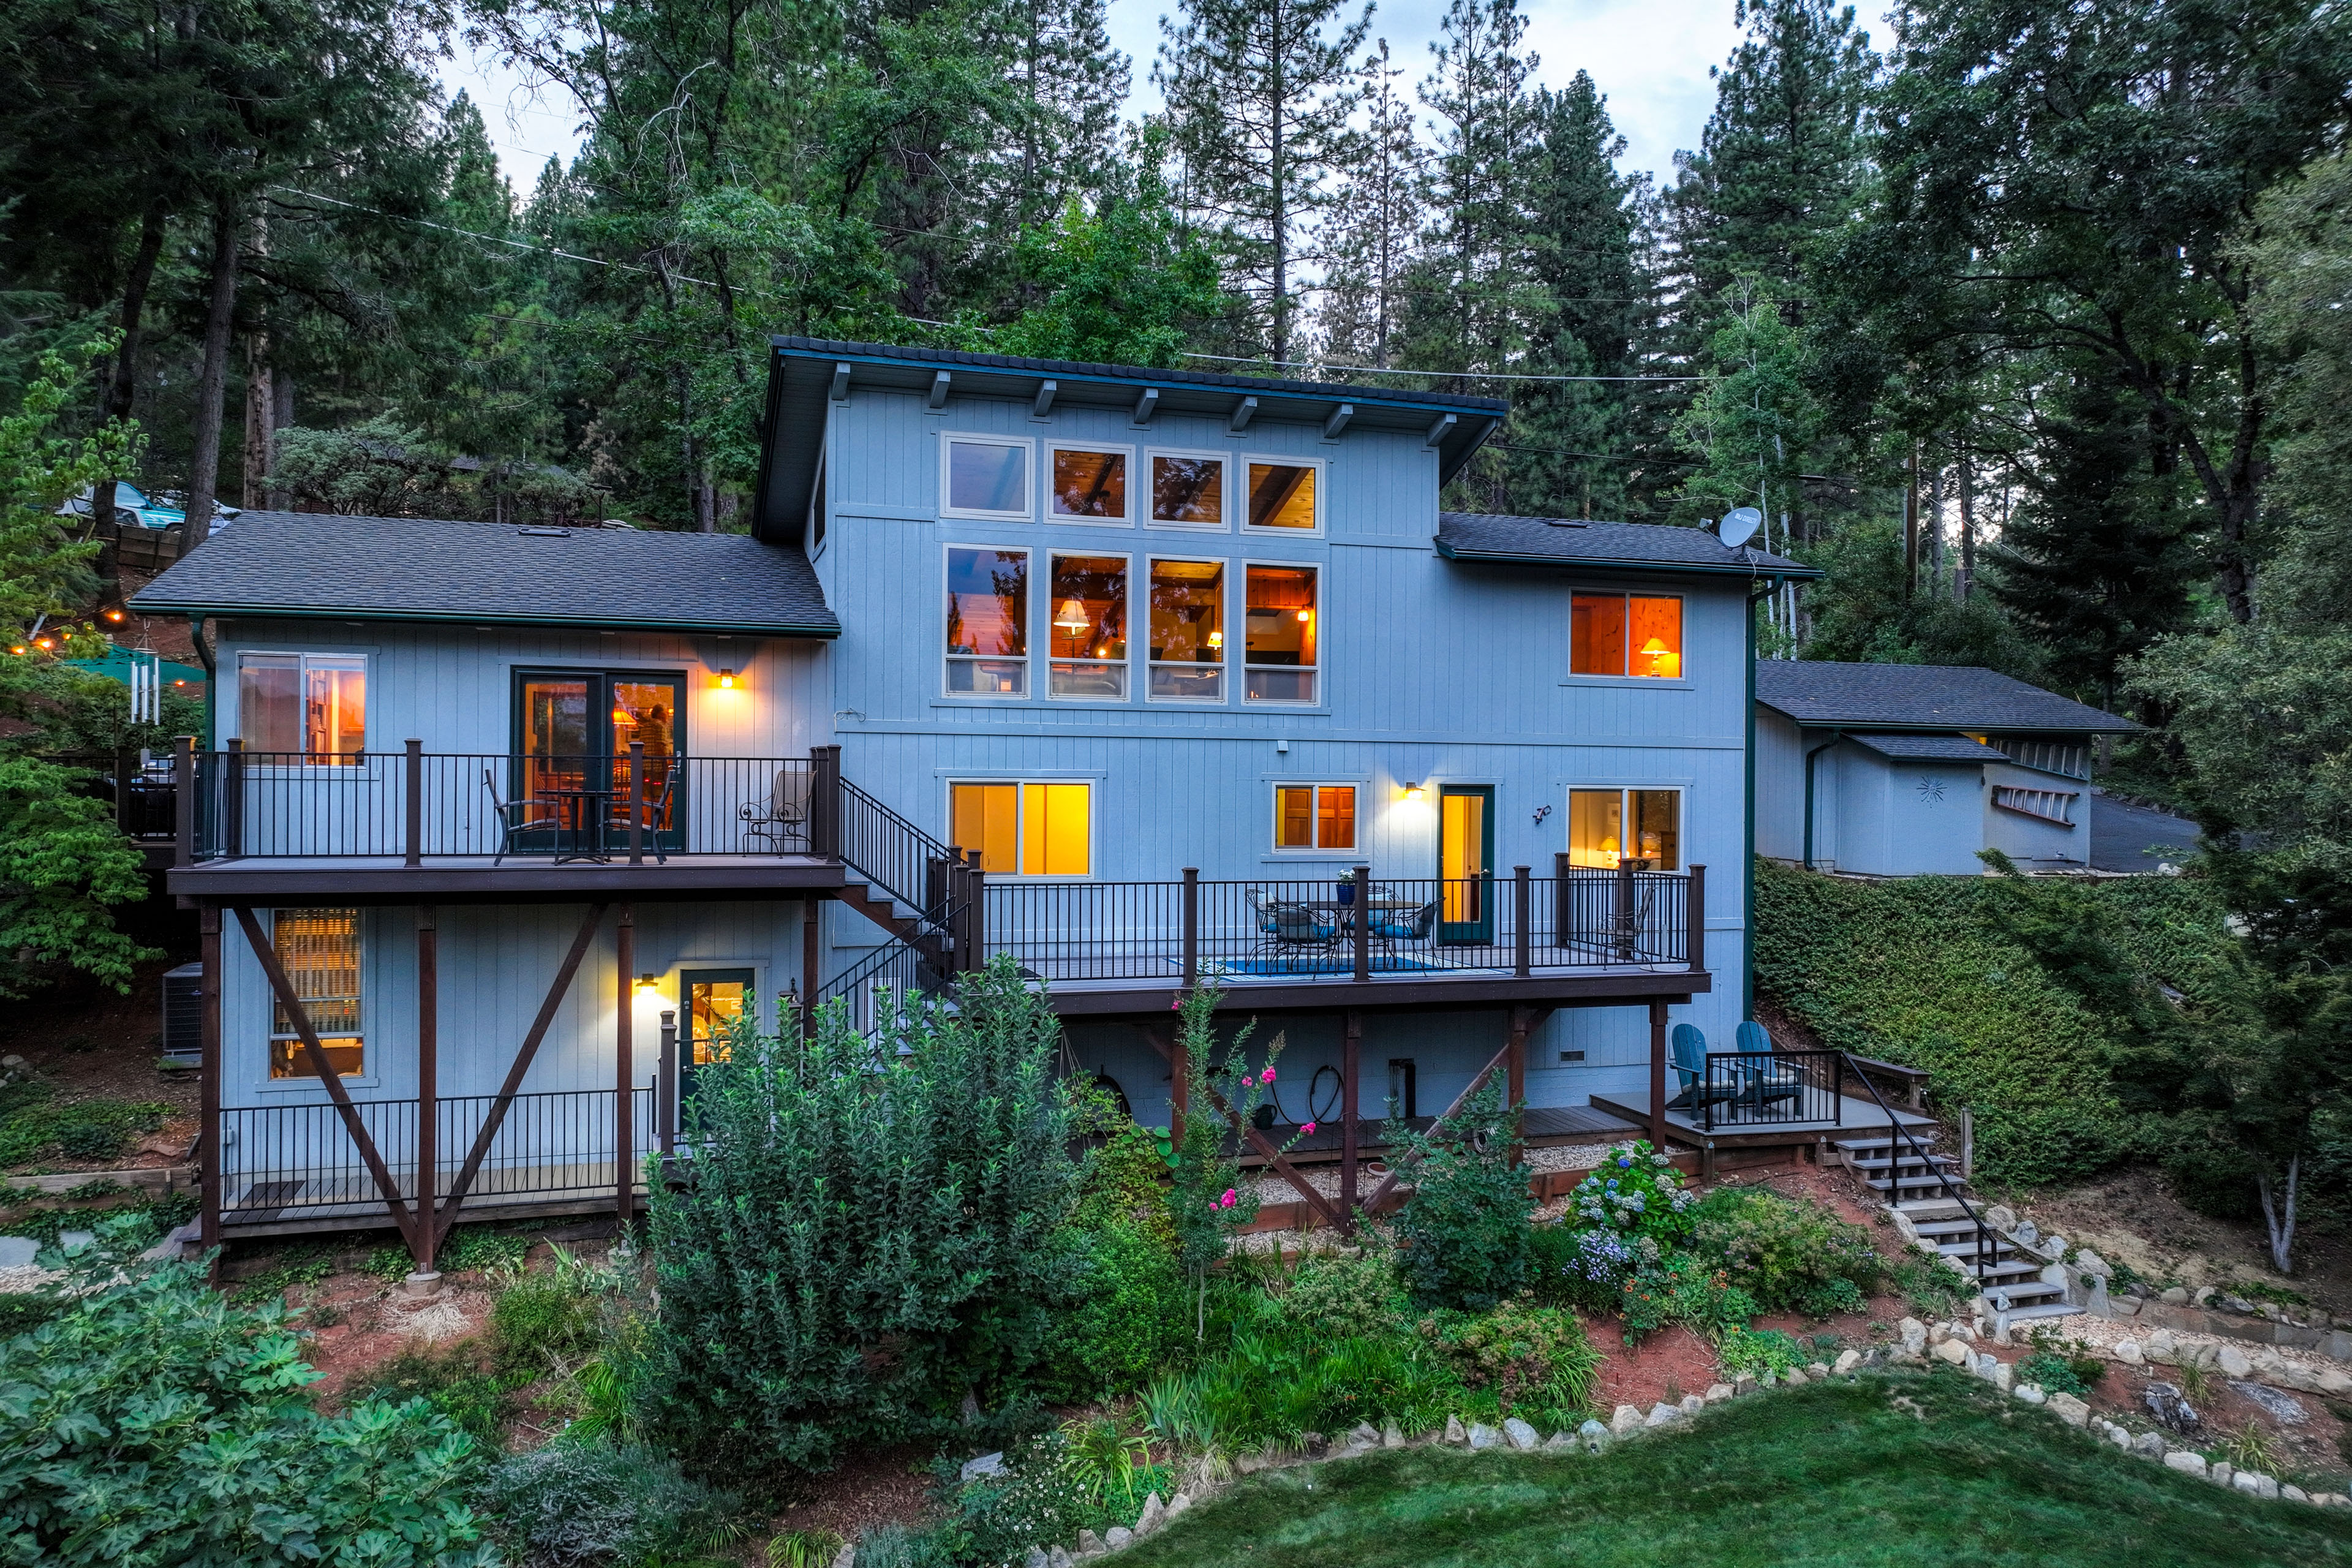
left=1696, top=1049, right=1844, bottom=1129
left=982, top=863, right=1703, bottom=982
left=42, top=752, right=178, bottom=842
left=219, top=1084, right=655, bottom=1221
left=183, top=747, right=815, bottom=861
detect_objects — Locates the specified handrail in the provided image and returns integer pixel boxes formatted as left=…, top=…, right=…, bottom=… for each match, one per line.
left=1836, top=1051, right=2002, bottom=1289
left=835, top=774, right=958, bottom=912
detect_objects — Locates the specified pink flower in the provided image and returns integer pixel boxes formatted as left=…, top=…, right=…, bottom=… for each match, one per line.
left=1261, top=1068, right=1276, bottom=1084
left=1220, top=1188, right=1236, bottom=1207
left=1302, top=1121, right=1317, bottom=1134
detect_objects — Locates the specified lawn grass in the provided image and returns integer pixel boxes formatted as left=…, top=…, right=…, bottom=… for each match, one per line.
left=1123, top=1370, right=2352, bottom=1567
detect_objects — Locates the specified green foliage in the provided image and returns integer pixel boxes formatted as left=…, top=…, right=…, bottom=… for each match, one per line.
left=489, top=1246, right=613, bottom=1378
left=0, top=336, right=133, bottom=639
left=1052, top=1217, right=1185, bottom=1397
left=1564, top=1140, right=1697, bottom=1243
left=1618, top=1254, right=1760, bottom=1346
left=0, top=1080, right=167, bottom=1166
left=1754, top=859, right=2241, bottom=1184
left=271, top=416, right=602, bottom=524
left=1884, top=1251, right=1977, bottom=1320
left=643, top=959, right=1085, bottom=1474
left=1416, top=1302, right=1601, bottom=1431
left=0, top=755, right=155, bottom=997
left=441, top=1225, right=537, bottom=1276
left=1163, top=981, right=1294, bottom=1331
left=0, top=1213, right=495, bottom=1566
left=768, top=1530, right=848, bottom=1568
left=994, top=151, right=1223, bottom=369
left=1684, top=1186, right=1883, bottom=1317
left=2016, top=1348, right=2105, bottom=1400
left=1390, top=1078, right=1534, bottom=1310
left=227, top=1245, right=337, bottom=1306
left=1281, top=1250, right=1409, bottom=1341
left=1715, top=1325, right=1808, bottom=1380
left=484, top=1438, right=747, bottom=1567
left=347, top=1338, right=514, bottom=1446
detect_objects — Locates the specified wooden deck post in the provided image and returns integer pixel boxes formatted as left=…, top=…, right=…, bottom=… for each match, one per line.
left=802, top=898, right=821, bottom=1039
left=1648, top=996, right=1669, bottom=1148
left=1352, top=862, right=1371, bottom=982
left=1506, top=1006, right=1529, bottom=1166
left=198, top=904, right=220, bottom=1263
left=174, top=735, right=195, bottom=867
left=810, top=745, right=842, bottom=859
left=224, top=737, right=244, bottom=858
left=1181, top=868, right=1199, bottom=983
left=658, top=1010, right=677, bottom=1155
left=404, top=740, right=423, bottom=868
left=627, top=740, right=645, bottom=864
left=968, top=864, right=988, bottom=970
left=1167, top=1021, right=1188, bottom=1146
left=1687, top=864, right=1706, bottom=974
left=616, top=904, right=635, bottom=1232
left=1340, top=1011, right=1362, bottom=1231
left=1513, top=866, right=1531, bottom=976
left=1615, top=858, right=1634, bottom=961
left=1553, top=850, right=1571, bottom=943
left=415, top=906, right=438, bottom=1273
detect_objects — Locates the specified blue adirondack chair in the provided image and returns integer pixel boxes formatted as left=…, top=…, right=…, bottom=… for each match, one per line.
left=1733, top=1019, right=1806, bottom=1110
left=1664, top=1023, right=1740, bottom=1114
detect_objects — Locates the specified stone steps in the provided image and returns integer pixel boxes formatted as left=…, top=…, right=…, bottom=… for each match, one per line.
left=1867, top=1133, right=2094, bottom=1329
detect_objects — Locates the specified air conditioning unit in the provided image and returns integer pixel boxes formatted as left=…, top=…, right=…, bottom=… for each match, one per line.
left=161, top=962, right=203, bottom=1065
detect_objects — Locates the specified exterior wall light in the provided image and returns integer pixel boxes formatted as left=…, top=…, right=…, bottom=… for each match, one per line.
left=634, top=973, right=661, bottom=998
left=716, top=668, right=738, bottom=689
left=1401, top=782, right=1427, bottom=802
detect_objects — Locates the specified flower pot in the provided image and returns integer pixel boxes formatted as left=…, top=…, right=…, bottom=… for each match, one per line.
left=1338, top=884, right=1357, bottom=907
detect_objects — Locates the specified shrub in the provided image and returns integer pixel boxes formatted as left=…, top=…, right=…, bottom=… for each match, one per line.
left=1684, top=1186, right=1882, bottom=1316
left=1885, top=1251, right=1977, bottom=1319
left=1052, top=1113, right=1185, bottom=1398
left=1619, top=1254, right=1759, bottom=1345
left=0, top=1215, right=494, bottom=1566
left=1418, top=1302, right=1601, bottom=1430
left=1281, top=1249, right=1409, bottom=1340
left=347, top=1338, right=514, bottom=1444
left=2017, top=1336, right=2107, bottom=1398
left=484, top=1439, right=746, bottom=1566
left=491, top=1246, right=614, bottom=1378
left=1564, top=1141, right=1696, bottom=1244
left=644, top=959, right=1086, bottom=1474
left=0, top=1082, right=168, bottom=1167
left=1716, top=1324, right=1807, bottom=1379
left=1391, top=1079, right=1533, bottom=1310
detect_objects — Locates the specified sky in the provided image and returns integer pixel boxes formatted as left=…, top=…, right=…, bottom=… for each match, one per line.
left=443, top=0, right=1752, bottom=192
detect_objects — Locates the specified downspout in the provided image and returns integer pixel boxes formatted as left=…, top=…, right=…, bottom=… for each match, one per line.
left=187, top=615, right=215, bottom=747
left=1801, top=729, right=1845, bottom=870
left=1743, top=581, right=1775, bottom=1024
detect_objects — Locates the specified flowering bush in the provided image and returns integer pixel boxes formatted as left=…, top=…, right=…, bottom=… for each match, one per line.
left=1618, top=1254, right=1759, bottom=1346
left=1567, top=1140, right=1697, bottom=1243
left=1418, top=1302, right=1602, bottom=1430
left=1683, top=1186, right=1882, bottom=1317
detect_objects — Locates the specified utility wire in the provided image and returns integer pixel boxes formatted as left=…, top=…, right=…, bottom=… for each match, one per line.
left=1182, top=352, right=1707, bottom=383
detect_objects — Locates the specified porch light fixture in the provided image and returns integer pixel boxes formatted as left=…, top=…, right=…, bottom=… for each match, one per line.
left=1054, top=598, right=1090, bottom=634
left=634, top=973, right=660, bottom=997
left=1295, top=608, right=1312, bottom=623
left=1401, top=782, right=1426, bottom=802
left=717, top=668, right=737, bottom=689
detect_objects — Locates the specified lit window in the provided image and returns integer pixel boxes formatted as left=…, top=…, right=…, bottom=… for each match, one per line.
left=1244, top=564, right=1317, bottom=703
left=1246, top=462, right=1317, bottom=530
left=239, top=654, right=366, bottom=761
left=1148, top=558, right=1225, bottom=701
left=946, top=547, right=1029, bottom=696
left=1150, top=453, right=1225, bottom=527
left=943, top=437, right=1030, bottom=518
left=1570, top=594, right=1682, bottom=677
left=268, top=908, right=364, bottom=1077
left=1048, top=554, right=1128, bottom=699
left=950, top=782, right=1091, bottom=876
left=1050, top=447, right=1129, bottom=521
left=1274, top=784, right=1356, bottom=851
left=1567, top=789, right=1681, bottom=870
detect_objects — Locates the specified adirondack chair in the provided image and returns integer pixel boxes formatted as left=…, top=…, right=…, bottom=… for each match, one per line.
left=1733, top=1019, right=1806, bottom=1110
left=1664, top=1023, right=1740, bottom=1114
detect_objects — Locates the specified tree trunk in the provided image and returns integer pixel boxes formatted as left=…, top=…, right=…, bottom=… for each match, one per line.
left=2255, top=1155, right=2299, bottom=1276
left=184, top=198, right=243, bottom=543
left=270, top=372, right=295, bottom=508
left=91, top=201, right=171, bottom=529
left=242, top=330, right=273, bottom=510
left=1957, top=451, right=1977, bottom=600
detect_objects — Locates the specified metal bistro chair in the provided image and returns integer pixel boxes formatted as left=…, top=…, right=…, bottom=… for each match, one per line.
left=1251, top=889, right=1340, bottom=971
left=607, top=760, right=681, bottom=863
left=1368, top=899, right=1438, bottom=964
left=1663, top=1022, right=1741, bottom=1117
left=740, top=766, right=813, bottom=853
left=482, top=767, right=557, bottom=865
left=1732, top=1019, right=1806, bottom=1114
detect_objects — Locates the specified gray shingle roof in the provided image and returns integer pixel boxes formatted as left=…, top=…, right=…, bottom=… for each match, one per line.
left=1755, top=661, right=2138, bottom=733
left=1433, top=511, right=1820, bottom=579
left=129, top=511, right=837, bottom=637
left=1849, top=733, right=2010, bottom=762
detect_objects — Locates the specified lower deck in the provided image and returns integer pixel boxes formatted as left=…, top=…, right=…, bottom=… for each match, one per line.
left=1588, top=1088, right=1937, bottom=1150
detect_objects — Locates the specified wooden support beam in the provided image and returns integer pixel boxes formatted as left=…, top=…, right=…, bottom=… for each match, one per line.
left=1033, top=379, right=1057, bottom=419
left=1322, top=403, right=1354, bottom=440
left=1164, top=1020, right=1188, bottom=1145
left=1131, top=388, right=1159, bottom=427
left=1362, top=1036, right=1517, bottom=1214
left=434, top=902, right=609, bottom=1241
left=1506, top=1005, right=1529, bottom=1169
left=802, top=897, right=822, bottom=1039
left=416, top=906, right=439, bottom=1273
left=1229, top=395, right=1258, bottom=432
left=927, top=369, right=951, bottom=409
left=829, top=361, right=852, bottom=402
left=1423, top=412, right=1456, bottom=449
left=616, top=905, right=635, bottom=1231
left=1340, top=1011, right=1362, bottom=1230
left=198, top=905, right=221, bottom=1261
left=233, top=907, right=419, bottom=1250
left=1648, top=996, right=1670, bottom=1149
left=1137, top=1023, right=1340, bottom=1230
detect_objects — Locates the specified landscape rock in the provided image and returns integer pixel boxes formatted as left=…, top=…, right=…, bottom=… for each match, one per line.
left=1645, top=1403, right=1683, bottom=1428
left=1167, top=1494, right=1192, bottom=1520
left=1735, top=1373, right=1758, bottom=1395
left=2160, top=1286, right=2190, bottom=1305
left=2102, top=1422, right=2130, bottom=1448
left=1986, top=1205, right=2018, bottom=1231
left=1078, top=1531, right=1104, bottom=1556
left=1028, top=1548, right=1050, bottom=1568
left=1468, top=1423, right=1502, bottom=1450
left=1705, top=1383, right=1734, bottom=1403
left=2232, top=1471, right=2280, bottom=1501
left=2133, top=1432, right=2167, bottom=1458
left=1784, top=1367, right=1809, bottom=1387
left=1503, top=1417, right=1540, bottom=1452
left=1807, top=1362, right=1833, bottom=1379
left=2145, top=1382, right=2200, bottom=1433
left=1446, top=1415, right=1467, bottom=1444
left=1350, top=1422, right=1382, bottom=1447
left=1382, top=1422, right=1404, bottom=1448
left=2144, top=1329, right=2179, bottom=1363
left=2073, top=1248, right=2109, bottom=1279
left=1679, top=1394, right=1706, bottom=1415
left=2194, top=1285, right=2218, bottom=1306
left=2209, top=1463, right=2235, bottom=1488
left=2217, top=1344, right=2253, bottom=1379
left=1136, top=1494, right=1166, bottom=1536
left=1988, top=1361, right=2014, bottom=1393
left=2015, top=1220, right=2040, bottom=1245
left=2231, top=1382, right=2308, bottom=1424
left=2164, top=1452, right=2209, bottom=1477
left=2013, top=1384, right=2046, bottom=1405
left=1579, top=1419, right=1613, bottom=1452
left=1545, top=1430, right=1577, bottom=1451
left=2046, top=1392, right=2092, bottom=1428
left=1049, top=1548, right=1073, bottom=1568
left=2114, top=1339, right=2144, bottom=1365
left=1104, top=1526, right=1133, bottom=1550
left=830, top=1545, right=856, bottom=1568
left=961, top=1452, right=1007, bottom=1483
left=1898, top=1317, right=1928, bottom=1355
left=1933, top=1338, right=1971, bottom=1366
left=1834, top=1349, right=1862, bottom=1375
left=1235, top=1453, right=1268, bottom=1475
left=2285, top=1485, right=2312, bottom=1504
left=1611, top=1404, right=1645, bottom=1436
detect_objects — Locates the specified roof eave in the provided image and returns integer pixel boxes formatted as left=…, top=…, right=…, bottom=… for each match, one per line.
left=124, top=600, right=842, bottom=640
left=1434, top=539, right=1826, bottom=581
left=1756, top=703, right=2143, bottom=734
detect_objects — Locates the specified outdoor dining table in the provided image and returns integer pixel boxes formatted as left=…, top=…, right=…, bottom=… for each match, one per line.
left=541, top=785, right=616, bottom=863
left=1303, top=897, right=1417, bottom=933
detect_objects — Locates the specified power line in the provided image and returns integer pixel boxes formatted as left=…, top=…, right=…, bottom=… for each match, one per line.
left=1181, top=352, right=1706, bottom=383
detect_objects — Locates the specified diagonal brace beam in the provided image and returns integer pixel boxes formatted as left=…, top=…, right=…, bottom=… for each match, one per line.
left=1362, top=1036, right=1519, bottom=1215
left=1141, top=1025, right=1341, bottom=1231
left=435, top=902, right=609, bottom=1240
left=233, top=907, right=418, bottom=1248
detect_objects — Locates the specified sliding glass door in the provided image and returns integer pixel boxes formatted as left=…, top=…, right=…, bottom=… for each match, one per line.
left=510, top=670, right=686, bottom=854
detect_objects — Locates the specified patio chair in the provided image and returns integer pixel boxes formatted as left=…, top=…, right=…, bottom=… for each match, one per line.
left=1663, top=1022, right=1741, bottom=1115
left=481, top=767, right=556, bottom=865
left=606, top=760, right=680, bottom=864
left=739, top=766, right=813, bottom=852
left=1732, top=1019, right=1805, bottom=1112
left=1369, top=899, right=1438, bottom=960
left=1251, top=889, right=1338, bottom=969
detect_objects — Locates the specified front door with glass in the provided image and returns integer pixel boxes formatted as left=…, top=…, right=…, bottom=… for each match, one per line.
left=679, top=968, right=753, bottom=1112
left=511, top=670, right=686, bottom=854
left=1438, top=785, right=1495, bottom=943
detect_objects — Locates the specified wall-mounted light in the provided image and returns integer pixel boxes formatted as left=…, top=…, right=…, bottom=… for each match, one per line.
left=716, top=668, right=737, bottom=689
left=1401, top=781, right=1427, bottom=802
left=634, top=973, right=661, bottom=998
left=1295, top=608, right=1313, bottom=623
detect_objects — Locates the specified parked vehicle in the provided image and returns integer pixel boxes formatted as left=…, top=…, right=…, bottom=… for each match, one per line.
left=60, top=481, right=238, bottom=532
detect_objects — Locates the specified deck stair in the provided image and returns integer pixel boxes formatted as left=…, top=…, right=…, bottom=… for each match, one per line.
left=1836, top=1129, right=2077, bottom=1327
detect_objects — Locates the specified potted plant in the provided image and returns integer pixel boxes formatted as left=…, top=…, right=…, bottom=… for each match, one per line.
left=1337, top=867, right=1357, bottom=907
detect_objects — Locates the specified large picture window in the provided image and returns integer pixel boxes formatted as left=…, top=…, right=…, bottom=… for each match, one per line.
left=1274, top=784, right=1356, bottom=851
left=1148, top=452, right=1226, bottom=527
left=942, top=435, right=1031, bottom=519
left=1244, top=564, right=1318, bottom=703
left=946, top=546, right=1030, bottom=696
left=1147, top=558, right=1224, bottom=701
left=1048, top=554, right=1128, bottom=699
left=1570, top=593, right=1683, bottom=677
left=950, top=781, right=1091, bottom=876
left=1245, top=462, right=1318, bottom=530
left=268, top=908, right=363, bottom=1077
left=1049, top=445, right=1130, bottom=522
left=240, top=653, right=366, bottom=761
left=1567, top=788, right=1682, bottom=870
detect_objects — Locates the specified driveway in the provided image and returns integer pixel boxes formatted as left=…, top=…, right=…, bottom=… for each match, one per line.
left=2089, top=791, right=2203, bottom=872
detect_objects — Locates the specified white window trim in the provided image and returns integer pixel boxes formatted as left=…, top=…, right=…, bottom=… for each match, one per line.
left=1240, top=557, right=1321, bottom=707
left=1238, top=454, right=1327, bottom=537
left=1562, top=784, right=1687, bottom=872
left=254, top=906, right=375, bottom=1091
left=944, top=778, right=1097, bottom=879
left=1566, top=590, right=1686, bottom=682
left=939, top=432, right=1035, bottom=521
left=235, top=649, right=371, bottom=767
left=1142, top=447, right=1234, bottom=532
left=1269, top=781, right=1363, bottom=855
left=1044, top=440, right=1136, bottom=526
left=1044, top=549, right=1133, bottom=703
left=941, top=542, right=1035, bottom=701
left=1144, top=553, right=1231, bottom=706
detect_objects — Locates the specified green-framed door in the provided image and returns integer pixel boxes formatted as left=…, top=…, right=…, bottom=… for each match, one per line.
left=1438, top=785, right=1495, bottom=943
left=679, top=967, right=754, bottom=1111
left=510, top=669, right=687, bottom=853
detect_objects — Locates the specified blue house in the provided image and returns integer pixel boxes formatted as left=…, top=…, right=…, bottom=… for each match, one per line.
left=133, top=338, right=1825, bottom=1273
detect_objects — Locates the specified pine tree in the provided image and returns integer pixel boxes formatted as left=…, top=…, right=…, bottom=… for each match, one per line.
left=1155, top=0, right=1373, bottom=364
left=1313, top=39, right=1425, bottom=369
left=1412, top=0, right=1543, bottom=379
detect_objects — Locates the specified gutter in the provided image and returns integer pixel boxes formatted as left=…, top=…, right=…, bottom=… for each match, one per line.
left=132, top=604, right=842, bottom=640
left=1435, top=540, right=1827, bottom=582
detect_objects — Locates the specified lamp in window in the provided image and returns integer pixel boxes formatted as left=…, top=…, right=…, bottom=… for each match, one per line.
left=1637, top=636, right=1679, bottom=677
left=1207, top=631, right=1223, bottom=649
left=1054, top=598, right=1090, bottom=635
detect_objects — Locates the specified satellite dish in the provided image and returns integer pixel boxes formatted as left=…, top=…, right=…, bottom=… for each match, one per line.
left=1717, top=507, right=1764, bottom=549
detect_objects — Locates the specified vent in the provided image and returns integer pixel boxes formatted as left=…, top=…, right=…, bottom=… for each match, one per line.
left=1558, top=1049, right=1586, bottom=1063
left=518, top=526, right=571, bottom=538
left=162, top=961, right=203, bottom=1065
left=1545, top=519, right=1590, bottom=529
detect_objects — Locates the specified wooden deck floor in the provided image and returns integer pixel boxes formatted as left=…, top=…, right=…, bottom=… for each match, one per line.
left=1235, top=1104, right=1638, bottom=1167
left=1588, top=1088, right=1937, bottom=1149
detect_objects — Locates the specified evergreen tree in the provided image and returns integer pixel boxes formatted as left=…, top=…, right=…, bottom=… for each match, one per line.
left=1314, top=39, right=1425, bottom=370
left=1154, top=0, right=1373, bottom=364
left=1412, top=0, right=1543, bottom=380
